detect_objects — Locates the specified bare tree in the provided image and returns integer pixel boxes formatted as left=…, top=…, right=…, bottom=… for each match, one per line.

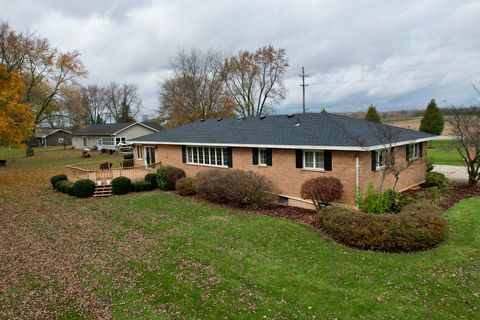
left=105, top=82, right=142, bottom=123
left=81, top=85, right=109, bottom=125
left=223, top=45, right=288, bottom=117
left=158, top=49, right=234, bottom=127
left=448, top=107, right=480, bottom=186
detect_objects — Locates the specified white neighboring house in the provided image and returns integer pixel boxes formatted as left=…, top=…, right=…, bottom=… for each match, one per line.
left=72, top=122, right=162, bottom=150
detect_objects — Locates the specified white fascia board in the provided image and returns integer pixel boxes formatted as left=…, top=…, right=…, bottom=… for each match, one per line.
left=129, top=136, right=436, bottom=151
left=113, top=122, right=160, bottom=135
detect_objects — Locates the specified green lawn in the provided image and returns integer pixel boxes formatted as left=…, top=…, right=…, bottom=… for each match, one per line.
left=1, top=151, right=479, bottom=319
left=0, top=145, right=71, bottom=157
left=46, top=193, right=480, bottom=319
left=428, top=140, right=465, bottom=166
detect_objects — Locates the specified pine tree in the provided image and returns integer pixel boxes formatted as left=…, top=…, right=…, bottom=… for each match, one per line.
left=420, top=99, right=444, bottom=135
left=365, top=104, right=381, bottom=123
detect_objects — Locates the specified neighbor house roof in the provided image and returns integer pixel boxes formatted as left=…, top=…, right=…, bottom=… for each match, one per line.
left=72, top=122, right=162, bottom=136
left=131, top=112, right=436, bottom=151
left=34, top=128, right=71, bottom=138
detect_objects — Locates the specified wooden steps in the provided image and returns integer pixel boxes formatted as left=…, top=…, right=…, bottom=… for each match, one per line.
left=93, top=185, right=112, bottom=197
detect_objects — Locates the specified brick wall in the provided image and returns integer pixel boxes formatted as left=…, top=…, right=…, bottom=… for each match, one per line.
left=134, top=142, right=427, bottom=206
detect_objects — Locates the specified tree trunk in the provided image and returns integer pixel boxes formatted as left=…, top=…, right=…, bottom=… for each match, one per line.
left=25, top=137, right=34, bottom=157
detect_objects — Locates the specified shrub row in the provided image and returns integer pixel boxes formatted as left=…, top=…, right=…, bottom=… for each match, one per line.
left=316, top=202, right=447, bottom=252
left=132, top=181, right=155, bottom=192
left=194, top=169, right=277, bottom=209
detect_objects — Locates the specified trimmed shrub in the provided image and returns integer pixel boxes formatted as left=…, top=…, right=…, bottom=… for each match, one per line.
left=317, top=202, right=447, bottom=252
left=64, top=181, right=75, bottom=196
left=145, top=173, right=158, bottom=188
left=300, top=177, right=343, bottom=210
left=123, top=153, right=134, bottom=160
left=427, top=159, right=434, bottom=172
left=157, top=165, right=173, bottom=191
left=425, top=171, right=448, bottom=189
left=50, top=174, right=67, bottom=188
left=55, top=180, right=68, bottom=192
left=73, top=179, right=95, bottom=198
left=111, top=176, right=132, bottom=195
left=176, top=177, right=196, bottom=196
left=194, top=169, right=277, bottom=209
left=165, top=167, right=186, bottom=191
left=132, top=181, right=155, bottom=192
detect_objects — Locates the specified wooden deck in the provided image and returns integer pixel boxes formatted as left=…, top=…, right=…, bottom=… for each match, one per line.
left=66, top=161, right=161, bottom=185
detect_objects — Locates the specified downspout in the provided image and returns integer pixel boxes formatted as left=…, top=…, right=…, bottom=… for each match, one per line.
left=355, top=153, right=359, bottom=209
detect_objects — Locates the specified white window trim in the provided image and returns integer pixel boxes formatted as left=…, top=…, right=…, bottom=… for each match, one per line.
left=136, top=145, right=143, bottom=160
left=376, top=149, right=387, bottom=171
left=409, top=143, right=420, bottom=161
left=303, top=150, right=325, bottom=171
left=186, top=146, right=228, bottom=168
left=258, top=148, right=267, bottom=166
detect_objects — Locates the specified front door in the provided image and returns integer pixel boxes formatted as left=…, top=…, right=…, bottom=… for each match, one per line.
left=144, top=146, right=156, bottom=166
left=82, top=136, right=87, bottom=147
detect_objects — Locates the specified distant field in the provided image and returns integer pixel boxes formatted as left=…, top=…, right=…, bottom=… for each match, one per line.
left=385, top=116, right=454, bottom=136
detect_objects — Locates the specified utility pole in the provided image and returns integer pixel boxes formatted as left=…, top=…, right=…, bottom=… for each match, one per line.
left=299, top=66, right=309, bottom=114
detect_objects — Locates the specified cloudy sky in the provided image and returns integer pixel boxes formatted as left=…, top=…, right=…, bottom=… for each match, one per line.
left=2, top=0, right=480, bottom=116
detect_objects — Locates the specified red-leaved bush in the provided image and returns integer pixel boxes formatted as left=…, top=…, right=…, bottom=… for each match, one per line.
left=165, top=167, right=186, bottom=190
left=300, top=177, right=343, bottom=210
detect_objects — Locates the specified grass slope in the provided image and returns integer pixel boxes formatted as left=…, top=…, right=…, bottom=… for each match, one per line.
left=428, top=140, right=465, bottom=166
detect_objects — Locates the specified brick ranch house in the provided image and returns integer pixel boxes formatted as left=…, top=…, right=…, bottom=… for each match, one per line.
left=130, top=113, right=436, bottom=208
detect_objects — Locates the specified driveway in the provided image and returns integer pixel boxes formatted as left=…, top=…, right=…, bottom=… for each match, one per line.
left=433, top=165, right=468, bottom=182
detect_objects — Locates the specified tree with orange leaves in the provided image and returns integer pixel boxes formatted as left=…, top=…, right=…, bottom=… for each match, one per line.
left=0, top=65, right=34, bottom=148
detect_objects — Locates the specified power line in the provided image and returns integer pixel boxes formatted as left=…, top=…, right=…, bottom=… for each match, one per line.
left=309, top=70, right=480, bottom=86
left=299, top=66, right=309, bottom=113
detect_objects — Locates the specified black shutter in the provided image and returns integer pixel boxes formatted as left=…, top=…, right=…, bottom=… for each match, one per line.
left=371, top=150, right=377, bottom=171
left=227, top=147, right=233, bottom=168
left=406, top=144, right=410, bottom=161
left=324, top=150, right=332, bottom=171
left=295, top=150, right=303, bottom=168
left=419, top=143, right=423, bottom=158
left=252, top=148, right=258, bottom=165
left=266, top=149, right=272, bottom=166
left=391, top=147, right=395, bottom=165
left=182, top=145, right=187, bottom=163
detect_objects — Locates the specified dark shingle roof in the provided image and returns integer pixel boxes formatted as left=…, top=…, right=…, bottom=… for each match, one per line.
left=131, top=113, right=435, bottom=150
left=72, top=122, right=162, bottom=136
left=34, top=128, right=71, bottom=138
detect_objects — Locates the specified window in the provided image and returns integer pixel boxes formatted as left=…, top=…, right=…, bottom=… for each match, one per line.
left=258, top=149, right=267, bottom=165
left=102, top=137, right=114, bottom=146
left=115, top=137, right=126, bottom=145
left=186, top=146, right=227, bottom=167
left=58, top=137, right=64, bottom=144
left=303, top=151, right=324, bottom=170
left=376, top=149, right=387, bottom=169
left=136, top=145, right=143, bottom=159
left=409, top=143, right=419, bottom=160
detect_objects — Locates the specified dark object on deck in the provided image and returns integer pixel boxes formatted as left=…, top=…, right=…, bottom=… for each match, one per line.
left=122, top=159, right=134, bottom=168
left=100, top=162, right=112, bottom=171
left=82, top=151, right=91, bottom=158
left=0, top=160, right=6, bottom=166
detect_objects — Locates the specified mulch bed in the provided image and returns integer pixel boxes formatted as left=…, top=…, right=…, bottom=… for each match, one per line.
left=190, top=195, right=318, bottom=225
left=438, top=183, right=480, bottom=209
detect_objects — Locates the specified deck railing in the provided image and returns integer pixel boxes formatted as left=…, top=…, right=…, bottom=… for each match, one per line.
left=66, top=161, right=162, bottom=185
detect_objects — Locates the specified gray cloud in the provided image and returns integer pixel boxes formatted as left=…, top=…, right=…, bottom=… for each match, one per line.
left=2, top=0, right=480, bottom=116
